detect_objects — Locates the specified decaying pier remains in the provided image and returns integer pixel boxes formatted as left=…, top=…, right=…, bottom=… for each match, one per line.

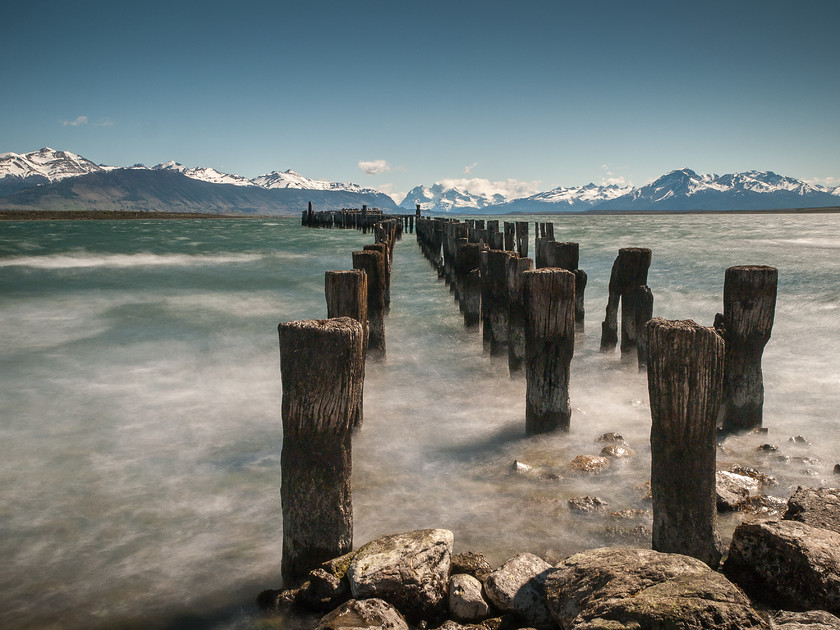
left=600, top=247, right=654, bottom=367
left=715, top=265, right=778, bottom=433
left=646, top=317, right=724, bottom=568
left=277, top=317, right=365, bottom=584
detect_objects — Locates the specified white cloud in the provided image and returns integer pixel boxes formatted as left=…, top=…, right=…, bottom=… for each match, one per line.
left=599, top=164, right=632, bottom=187
left=375, top=183, right=406, bottom=204
left=62, top=115, right=88, bottom=127
left=464, top=162, right=478, bottom=175
left=358, top=159, right=391, bottom=175
left=437, top=177, right=542, bottom=199
left=804, top=176, right=839, bottom=188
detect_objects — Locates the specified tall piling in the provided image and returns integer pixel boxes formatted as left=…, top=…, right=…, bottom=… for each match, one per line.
left=363, top=243, right=391, bottom=311
left=714, top=265, right=778, bottom=433
left=507, top=256, right=533, bottom=374
left=523, top=268, right=575, bottom=434
left=646, top=317, right=724, bottom=568
left=600, top=248, right=653, bottom=363
left=278, top=317, right=365, bottom=584
left=503, top=222, right=516, bottom=252
left=483, top=250, right=513, bottom=355
left=352, top=250, right=387, bottom=357
left=515, top=221, right=529, bottom=258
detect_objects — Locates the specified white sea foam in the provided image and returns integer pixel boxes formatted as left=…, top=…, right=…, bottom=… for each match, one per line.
left=0, top=251, right=263, bottom=269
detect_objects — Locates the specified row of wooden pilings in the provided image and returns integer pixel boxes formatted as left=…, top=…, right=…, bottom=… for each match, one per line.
left=415, top=214, right=778, bottom=568
left=275, top=211, right=779, bottom=589
left=277, top=217, right=402, bottom=584
left=301, top=202, right=417, bottom=234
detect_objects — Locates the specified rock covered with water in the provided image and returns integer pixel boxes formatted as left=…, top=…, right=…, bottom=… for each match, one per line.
left=724, top=519, right=840, bottom=614
left=315, top=598, right=409, bottom=630
left=770, top=610, right=840, bottom=629
left=483, top=553, right=555, bottom=629
left=567, top=496, right=609, bottom=514
left=544, top=547, right=769, bottom=629
left=346, top=528, right=453, bottom=621
left=784, top=486, right=840, bottom=533
left=599, top=444, right=635, bottom=459
left=569, top=455, right=610, bottom=474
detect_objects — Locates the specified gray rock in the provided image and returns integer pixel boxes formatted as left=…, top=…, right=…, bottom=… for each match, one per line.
left=545, top=547, right=768, bottom=629
left=484, top=553, right=554, bottom=629
left=596, top=432, right=626, bottom=444
left=599, top=444, right=635, bottom=459
left=784, top=487, right=840, bottom=534
left=449, top=574, right=490, bottom=622
left=730, top=464, right=778, bottom=487
left=724, top=519, right=840, bottom=614
left=300, top=567, right=351, bottom=611
left=567, top=496, right=609, bottom=514
left=771, top=610, right=840, bottom=629
left=434, top=622, right=486, bottom=630
left=346, top=529, right=453, bottom=621
left=569, top=455, right=610, bottom=474
left=717, top=470, right=760, bottom=511
left=316, top=598, right=409, bottom=630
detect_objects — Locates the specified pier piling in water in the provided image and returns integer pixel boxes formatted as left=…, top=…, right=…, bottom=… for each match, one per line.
left=352, top=250, right=387, bottom=357
left=646, top=317, right=724, bottom=568
left=523, top=268, right=575, bottom=434
left=277, top=317, right=365, bottom=585
left=483, top=250, right=513, bottom=355
left=714, top=265, right=778, bottom=433
left=515, top=221, right=529, bottom=258
left=507, top=256, right=534, bottom=374
left=600, top=247, right=654, bottom=365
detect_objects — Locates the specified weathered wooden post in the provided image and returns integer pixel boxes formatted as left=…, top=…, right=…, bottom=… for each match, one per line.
left=278, top=317, right=365, bottom=585
left=523, top=268, right=575, bottom=433
left=325, top=270, right=368, bottom=428
left=507, top=256, right=533, bottom=374
left=515, top=221, right=529, bottom=258
left=600, top=248, right=653, bottom=363
left=714, top=265, right=778, bottom=433
left=503, top=222, right=516, bottom=252
left=646, top=317, right=724, bottom=568
left=484, top=249, right=513, bottom=355
left=352, top=250, right=386, bottom=357
left=364, top=243, right=390, bottom=311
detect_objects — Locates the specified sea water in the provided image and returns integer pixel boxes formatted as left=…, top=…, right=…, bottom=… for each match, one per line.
left=0, top=213, right=838, bottom=629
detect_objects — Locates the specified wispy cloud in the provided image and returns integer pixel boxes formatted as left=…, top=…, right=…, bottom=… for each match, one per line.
left=62, top=115, right=88, bottom=127
left=437, top=177, right=542, bottom=200
left=464, top=162, right=478, bottom=175
left=358, top=159, right=391, bottom=175
left=375, top=183, right=406, bottom=204
left=804, top=176, right=839, bottom=188
left=599, top=164, right=632, bottom=187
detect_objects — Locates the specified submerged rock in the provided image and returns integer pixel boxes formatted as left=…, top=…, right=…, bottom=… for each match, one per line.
left=346, top=529, right=453, bottom=621
left=315, top=598, right=409, bottom=630
left=596, top=432, right=626, bottom=444
left=770, top=610, right=840, bottom=629
left=599, top=444, right=635, bottom=459
left=567, top=496, right=609, bottom=514
left=724, top=519, right=840, bottom=614
left=784, top=486, right=840, bottom=534
left=545, top=547, right=768, bottom=629
left=569, top=455, right=610, bottom=474
left=483, top=553, right=554, bottom=629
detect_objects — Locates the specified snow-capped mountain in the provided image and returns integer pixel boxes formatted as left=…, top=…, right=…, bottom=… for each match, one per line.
left=153, top=161, right=255, bottom=187
left=594, top=168, right=840, bottom=211
left=253, top=169, right=383, bottom=195
left=0, top=148, right=114, bottom=195
left=400, top=183, right=507, bottom=213
left=486, top=183, right=633, bottom=213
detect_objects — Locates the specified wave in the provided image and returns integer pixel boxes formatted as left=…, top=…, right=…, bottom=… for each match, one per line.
left=0, top=252, right=264, bottom=270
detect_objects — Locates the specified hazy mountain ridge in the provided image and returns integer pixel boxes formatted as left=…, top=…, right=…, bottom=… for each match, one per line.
left=2, top=149, right=838, bottom=214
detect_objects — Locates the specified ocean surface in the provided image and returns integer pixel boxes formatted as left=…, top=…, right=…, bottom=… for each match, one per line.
left=1, top=213, right=838, bottom=629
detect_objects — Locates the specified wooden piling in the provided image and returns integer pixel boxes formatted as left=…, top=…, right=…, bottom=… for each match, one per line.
left=507, top=256, right=533, bottom=374
left=600, top=248, right=653, bottom=362
left=352, top=250, right=387, bottom=357
left=523, top=268, right=575, bottom=433
left=277, top=317, right=365, bottom=584
left=483, top=250, right=513, bottom=355
left=515, top=221, right=529, bottom=258
left=646, top=317, right=724, bottom=568
left=715, top=265, right=778, bottom=433
left=364, top=243, right=390, bottom=311
left=503, top=222, right=516, bottom=252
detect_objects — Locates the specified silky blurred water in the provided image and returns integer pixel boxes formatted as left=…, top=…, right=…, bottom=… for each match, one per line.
left=1, top=213, right=838, bottom=629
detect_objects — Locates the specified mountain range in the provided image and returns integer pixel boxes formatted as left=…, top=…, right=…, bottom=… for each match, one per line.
left=1, top=148, right=838, bottom=216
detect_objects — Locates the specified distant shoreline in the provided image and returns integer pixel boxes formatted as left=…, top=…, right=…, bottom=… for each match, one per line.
left=0, top=210, right=243, bottom=221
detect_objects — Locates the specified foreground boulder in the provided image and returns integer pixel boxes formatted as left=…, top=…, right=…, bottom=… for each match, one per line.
left=784, top=487, right=840, bottom=534
left=449, top=573, right=490, bottom=622
left=770, top=610, right=840, bottom=629
left=315, top=598, right=409, bottom=630
left=724, top=520, right=840, bottom=614
left=346, top=529, right=453, bottom=621
left=484, top=552, right=555, bottom=629
left=545, top=547, right=768, bottom=629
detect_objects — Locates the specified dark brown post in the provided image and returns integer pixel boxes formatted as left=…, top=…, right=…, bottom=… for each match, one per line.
left=325, top=270, right=368, bottom=427
left=715, top=265, right=778, bottom=433
left=523, top=268, right=575, bottom=434
left=515, top=221, right=529, bottom=258
left=484, top=250, right=513, bottom=355
left=364, top=243, right=390, bottom=311
left=459, top=242, right=482, bottom=326
left=352, top=250, right=386, bottom=357
left=503, top=222, right=516, bottom=252
left=646, top=317, right=724, bottom=568
left=600, top=248, right=653, bottom=362
left=278, top=317, right=365, bottom=584
left=507, top=256, right=533, bottom=374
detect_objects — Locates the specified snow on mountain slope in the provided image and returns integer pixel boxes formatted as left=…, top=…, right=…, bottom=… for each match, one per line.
left=153, top=161, right=255, bottom=187
left=253, top=169, right=382, bottom=195
left=0, top=147, right=112, bottom=181
left=399, top=183, right=507, bottom=212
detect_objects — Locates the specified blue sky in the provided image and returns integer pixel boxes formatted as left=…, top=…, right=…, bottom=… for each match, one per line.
left=3, top=0, right=839, bottom=202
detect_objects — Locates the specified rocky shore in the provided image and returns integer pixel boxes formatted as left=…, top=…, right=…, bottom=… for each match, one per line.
left=258, top=485, right=840, bottom=630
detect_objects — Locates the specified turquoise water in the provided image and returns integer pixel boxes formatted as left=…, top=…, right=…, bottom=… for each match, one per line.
left=1, top=214, right=838, bottom=628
